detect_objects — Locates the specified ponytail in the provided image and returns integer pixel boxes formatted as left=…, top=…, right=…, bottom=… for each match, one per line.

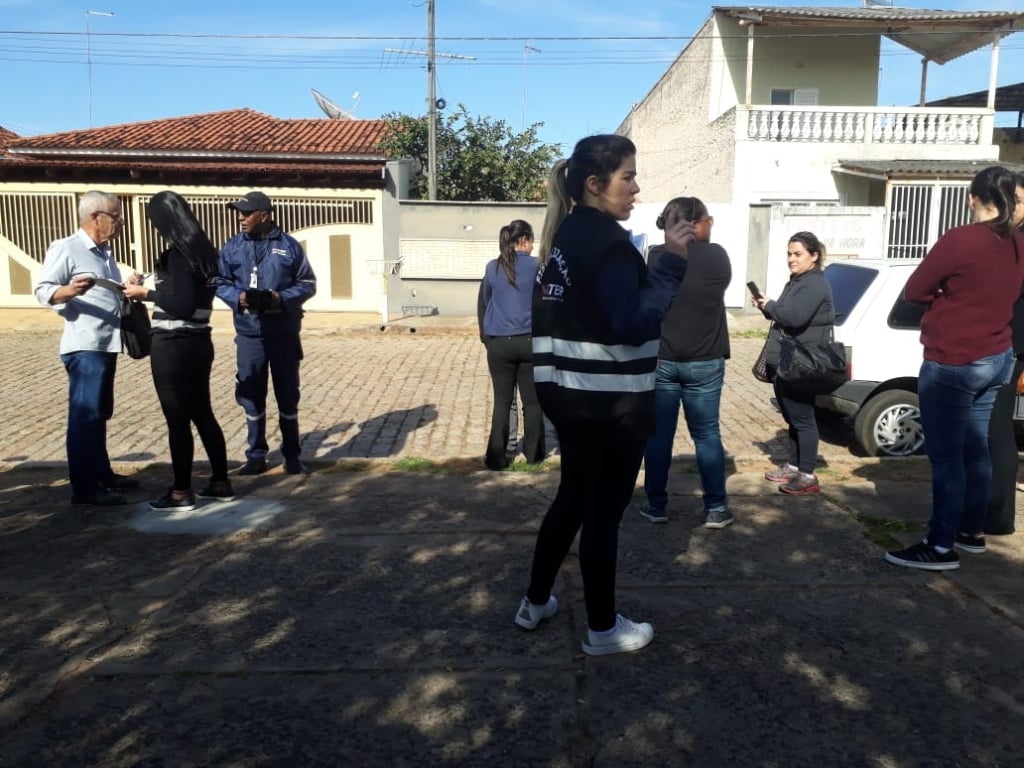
left=538, top=135, right=637, bottom=265
left=497, top=225, right=517, bottom=287
left=496, top=219, right=535, bottom=287
left=539, top=159, right=570, bottom=265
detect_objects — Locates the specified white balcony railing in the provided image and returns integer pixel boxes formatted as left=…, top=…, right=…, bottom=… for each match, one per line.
left=740, top=106, right=992, bottom=145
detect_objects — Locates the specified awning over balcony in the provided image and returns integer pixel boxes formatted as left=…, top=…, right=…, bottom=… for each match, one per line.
left=833, top=158, right=1024, bottom=181
left=714, top=7, right=1024, bottom=64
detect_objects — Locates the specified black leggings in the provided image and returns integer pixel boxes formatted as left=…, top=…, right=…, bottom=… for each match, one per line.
left=150, top=330, right=228, bottom=491
left=774, top=380, right=819, bottom=474
left=525, top=423, right=645, bottom=632
left=484, top=334, right=544, bottom=468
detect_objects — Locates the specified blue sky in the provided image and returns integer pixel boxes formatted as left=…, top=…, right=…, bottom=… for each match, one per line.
left=0, top=0, right=1021, bottom=154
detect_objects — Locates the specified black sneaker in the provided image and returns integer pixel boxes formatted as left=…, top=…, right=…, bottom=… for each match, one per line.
left=954, top=533, right=986, bottom=554
left=71, top=489, right=126, bottom=506
left=149, top=490, right=197, bottom=512
left=197, top=480, right=236, bottom=502
left=102, top=473, right=139, bottom=491
left=885, top=541, right=959, bottom=571
left=237, top=459, right=268, bottom=476
left=284, top=457, right=308, bottom=475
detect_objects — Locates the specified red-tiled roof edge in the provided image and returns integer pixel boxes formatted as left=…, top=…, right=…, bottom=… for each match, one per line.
left=7, top=109, right=390, bottom=157
left=0, top=126, right=19, bottom=150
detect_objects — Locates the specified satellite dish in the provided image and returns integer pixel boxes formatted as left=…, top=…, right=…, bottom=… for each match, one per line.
left=311, top=88, right=356, bottom=120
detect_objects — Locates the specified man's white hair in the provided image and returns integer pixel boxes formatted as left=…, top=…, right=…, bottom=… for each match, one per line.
left=78, top=191, right=119, bottom=224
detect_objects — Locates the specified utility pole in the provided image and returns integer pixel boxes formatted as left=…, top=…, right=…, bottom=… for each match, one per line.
left=85, top=10, right=114, bottom=127
left=382, top=2, right=473, bottom=201
left=427, top=0, right=437, bottom=200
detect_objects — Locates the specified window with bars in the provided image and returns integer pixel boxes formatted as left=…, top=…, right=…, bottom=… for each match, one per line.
left=886, top=182, right=971, bottom=260
left=137, top=196, right=374, bottom=272
left=0, top=192, right=137, bottom=267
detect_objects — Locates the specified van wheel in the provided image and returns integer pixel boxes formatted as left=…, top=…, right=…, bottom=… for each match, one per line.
left=854, top=390, right=923, bottom=457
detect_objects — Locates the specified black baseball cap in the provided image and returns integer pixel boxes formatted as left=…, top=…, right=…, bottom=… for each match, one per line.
left=228, top=191, right=274, bottom=213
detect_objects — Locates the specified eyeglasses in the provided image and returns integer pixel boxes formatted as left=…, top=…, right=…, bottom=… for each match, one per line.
left=96, top=211, right=123, bottom=222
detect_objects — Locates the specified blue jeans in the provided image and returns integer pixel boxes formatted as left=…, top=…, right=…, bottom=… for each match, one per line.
left=60, top=351, right=117, bottom=497
left=918, top=348, right=1014, bottom=549
left=643, top=358, right=727, bottom=514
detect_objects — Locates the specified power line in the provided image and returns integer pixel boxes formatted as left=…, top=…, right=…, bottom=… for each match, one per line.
left=0, top=28, right=1021, bottom=41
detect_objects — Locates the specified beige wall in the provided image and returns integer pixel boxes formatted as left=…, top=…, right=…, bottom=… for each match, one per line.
left=0, top=181, right=386, bottom=312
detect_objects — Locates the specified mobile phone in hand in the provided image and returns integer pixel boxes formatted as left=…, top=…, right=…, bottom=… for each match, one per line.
left=747, top=281, right=763, bottom=299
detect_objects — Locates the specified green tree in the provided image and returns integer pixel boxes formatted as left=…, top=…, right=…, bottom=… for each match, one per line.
left=376, top=105, right=559, bottom=202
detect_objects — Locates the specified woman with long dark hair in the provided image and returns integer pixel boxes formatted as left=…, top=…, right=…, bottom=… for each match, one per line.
left=124, top=191, right=233, bottom=511
left=514, top=135, right=695, bottom=656
left=754, top=231, right=835, bottom=496
left=477, top=219, right=544, bottom=469
left=886, top=165, right=1024, bottom=571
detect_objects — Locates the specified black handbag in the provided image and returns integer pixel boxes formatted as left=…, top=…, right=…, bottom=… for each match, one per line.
left=776, top=330, right=847, bottom=395
left=752, top=324, right=775, bottom=383
left=121, top=298, right=151, bottom=359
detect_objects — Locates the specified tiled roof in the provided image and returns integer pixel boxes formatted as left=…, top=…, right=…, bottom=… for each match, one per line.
left=836, top=159, right=1024, bottom=179
left=0, top=126, right=18, bottom=154
left=7, top=109, right=387, bottom=158
left=926, top=81, right=1024, bottom=113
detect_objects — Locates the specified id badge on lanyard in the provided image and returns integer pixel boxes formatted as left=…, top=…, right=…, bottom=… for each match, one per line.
left=249, top=266, right=259, bottom=289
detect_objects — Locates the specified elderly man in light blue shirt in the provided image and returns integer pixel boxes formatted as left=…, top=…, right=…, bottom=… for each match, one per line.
left=34, top=190, right=139, bottom=506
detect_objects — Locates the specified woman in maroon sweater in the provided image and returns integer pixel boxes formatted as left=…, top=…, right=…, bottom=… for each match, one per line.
left=886, top=166, right=1024, bottom=571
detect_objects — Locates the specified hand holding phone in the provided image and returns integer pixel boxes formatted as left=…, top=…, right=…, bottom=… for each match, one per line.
left=746, top=281, right=762, bottom=299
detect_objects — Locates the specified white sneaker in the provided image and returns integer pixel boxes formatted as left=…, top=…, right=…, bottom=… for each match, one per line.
left=581, top=614, right=654, bottom=656
left=513, top=595, right=558, bottom=630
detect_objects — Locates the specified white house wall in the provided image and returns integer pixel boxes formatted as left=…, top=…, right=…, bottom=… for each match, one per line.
left=733, top=140, right=1001, bottom=205
left=621, top=25, right=736, bottom=203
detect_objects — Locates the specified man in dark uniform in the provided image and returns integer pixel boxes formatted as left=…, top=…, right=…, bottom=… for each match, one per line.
left=216, top=191, right=317, bottom=475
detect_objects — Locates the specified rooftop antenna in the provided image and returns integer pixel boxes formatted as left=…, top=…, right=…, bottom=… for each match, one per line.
left=522, top=43, right=541, bottom=130
left=85, top=10, right=114, bottom=127
left=311, top=88, right=360, bottom=119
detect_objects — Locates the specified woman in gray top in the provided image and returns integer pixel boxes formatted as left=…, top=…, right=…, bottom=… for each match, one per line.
left=753, top=231, right=835, bottom=495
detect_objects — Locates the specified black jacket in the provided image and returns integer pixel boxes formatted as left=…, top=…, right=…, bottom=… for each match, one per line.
left=761, top=268, right=835, bottom=367
left=532, top=206, right=687, bottom=437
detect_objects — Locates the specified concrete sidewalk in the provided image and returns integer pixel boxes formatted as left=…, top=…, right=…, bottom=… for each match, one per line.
left=2, top=313, right=1024, bottom=766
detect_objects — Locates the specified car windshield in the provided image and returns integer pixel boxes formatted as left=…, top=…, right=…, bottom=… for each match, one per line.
left=823, top=263, right=878, bottom=326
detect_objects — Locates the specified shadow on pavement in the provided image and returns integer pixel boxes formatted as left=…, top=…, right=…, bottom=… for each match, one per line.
left=2, top=461, right=1024, bottom=766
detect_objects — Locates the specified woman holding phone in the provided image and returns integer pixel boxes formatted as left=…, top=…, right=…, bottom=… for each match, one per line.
left=752, top=231, right=835, bottom=496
